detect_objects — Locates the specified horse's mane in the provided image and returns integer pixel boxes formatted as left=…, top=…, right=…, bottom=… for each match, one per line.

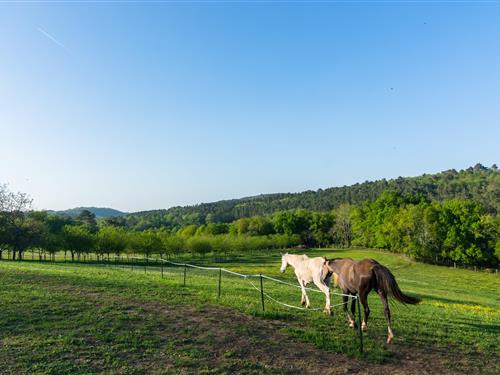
left=324, top=257, right=342, bottom=263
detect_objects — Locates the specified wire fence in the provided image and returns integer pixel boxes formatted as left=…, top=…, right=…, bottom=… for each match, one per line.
left=124, top=256, right=364, bottom=353
left=0, top=254, right=365, bottom=353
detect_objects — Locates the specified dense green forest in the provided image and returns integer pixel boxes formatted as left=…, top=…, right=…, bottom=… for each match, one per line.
left=113, top=164, right=499, bottom=231
left=0, top=164, right=499, bottom=268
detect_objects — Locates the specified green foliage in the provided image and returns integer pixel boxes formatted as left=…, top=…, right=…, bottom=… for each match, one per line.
left=351, top=192, right=499, bottom=267
left=76, top=209, right=98, bottom=233
left=187, top=237, right=212, bottom=257
left=63, top=225, right=95, bottom=260
left=1, top=165, right=498, bottom=267
left=97, top=226, right=127, bottom=256
left=117, top=165, right=499, bottom=230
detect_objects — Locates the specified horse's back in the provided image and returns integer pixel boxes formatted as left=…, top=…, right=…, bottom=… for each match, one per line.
left=309, top=256, right=326, bottom=267
left=355, top=259, right=380, bottom=272
left=295, top=256, right=327, bottom=283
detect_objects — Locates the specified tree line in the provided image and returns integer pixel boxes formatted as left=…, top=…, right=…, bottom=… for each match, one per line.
left=1, top=176, right=499, bottom=267
left=112, top=164, right=499, bottom=231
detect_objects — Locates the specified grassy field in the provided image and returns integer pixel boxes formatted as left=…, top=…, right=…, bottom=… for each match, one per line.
left=0, top=248, right=499, bottom=374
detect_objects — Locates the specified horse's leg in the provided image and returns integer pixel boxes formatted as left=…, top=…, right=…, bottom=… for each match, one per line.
left=359, top=291, right=370, bottom=332
left=350, top=296, right=358, bottom=329
left=302, top=281, right=311, bottom=308
left=378, top=290, right=393, bottom=344
left=343, top=294, right=356, bottom=327
left=314, top=278, right=331, bottom=315
left=296, top=275, right=306, bottom=305
left=298, top=278, right=310, bottom=308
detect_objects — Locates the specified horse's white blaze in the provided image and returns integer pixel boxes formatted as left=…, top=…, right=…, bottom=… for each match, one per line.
left=280, top=253, right=331, bottom=314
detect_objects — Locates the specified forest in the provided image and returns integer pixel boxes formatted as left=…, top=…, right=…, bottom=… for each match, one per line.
left=1, top=164, right=498, bottom=268
left=112, top=164, right=499, bottom=230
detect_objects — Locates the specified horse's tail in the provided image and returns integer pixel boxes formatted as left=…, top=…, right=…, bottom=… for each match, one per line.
left=373, top=264, right=420, bottom=304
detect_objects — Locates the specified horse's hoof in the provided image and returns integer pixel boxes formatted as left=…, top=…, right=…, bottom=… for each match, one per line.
left=386, top=336, right=393, bottom=344
left=362, top=323, right=368, bottom=332
left=349, top=322, right=357, bottom=329
left=301, top=300, right=306, bottom=306
left=323, top=309, right=332, bottom=316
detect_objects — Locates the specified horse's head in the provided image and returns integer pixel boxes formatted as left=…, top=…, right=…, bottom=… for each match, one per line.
left=280, top=252, right=289, bottom=273
left=323, top=258, right=340, bottom=273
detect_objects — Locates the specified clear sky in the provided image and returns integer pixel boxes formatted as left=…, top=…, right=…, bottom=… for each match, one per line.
left=1, top=2, right=499, bottom=212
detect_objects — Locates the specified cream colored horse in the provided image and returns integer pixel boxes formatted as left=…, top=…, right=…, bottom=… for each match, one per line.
left=280, top=253, right=333, bottom=314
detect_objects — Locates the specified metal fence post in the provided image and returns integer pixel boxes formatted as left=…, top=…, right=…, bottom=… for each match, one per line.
left=183, top=263, right=187, bottom=286
left=260, top=274, right=265, bottom=312
left=356, top=296, right=364, bottom=354
left=218, top=268, right=222, bottom=298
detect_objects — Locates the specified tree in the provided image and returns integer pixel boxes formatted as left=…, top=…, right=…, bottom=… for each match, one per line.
left=136, top=231, right=163, bottom=259
left=332, top=204, right=353, bottom=248
left=77, top=209, right=98, bottom=233
left=97, top=226, right=127, bottom=259
left=178, top=224, right=198, bottom=237
left=247, top=216, right=275, bottom=236
left=63, top=225, right=95, bottom=261
left=309, top=212, right=334, bottom=247
left=438, top=200, right=497, bottom=266
left=187, top=237, right=212, bottom=257
left=272, top=210, right=311, bottom=244
left=0, top=184, right=33, bottom=260
left=204, top=223, right=230, bottom=235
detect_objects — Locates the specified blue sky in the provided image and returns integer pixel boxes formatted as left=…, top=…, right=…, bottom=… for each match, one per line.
left=1, top=2, right=499, bottom=212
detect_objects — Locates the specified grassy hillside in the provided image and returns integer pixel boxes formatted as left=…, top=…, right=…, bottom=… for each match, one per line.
left=0, top=249, right=498, bottom=374
left=48, top=207, right=127, bottom=218
left=119, top=164, right=499, bottom=230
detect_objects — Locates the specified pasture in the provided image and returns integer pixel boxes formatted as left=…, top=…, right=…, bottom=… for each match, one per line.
left=0, top=248, right=499, bottom=374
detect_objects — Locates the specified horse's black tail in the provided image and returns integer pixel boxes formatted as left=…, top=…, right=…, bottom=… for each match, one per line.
left=373, top=264, right=420, bottom=304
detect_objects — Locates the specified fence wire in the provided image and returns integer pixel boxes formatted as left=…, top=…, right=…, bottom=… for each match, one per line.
left=124, top=256, right=357, bottom=313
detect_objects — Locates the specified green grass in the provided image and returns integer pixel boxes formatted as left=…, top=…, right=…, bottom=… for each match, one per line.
left=0, top=248, right=499, bottom=374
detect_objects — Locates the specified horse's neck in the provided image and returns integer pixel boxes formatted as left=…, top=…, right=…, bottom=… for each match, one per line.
left=287, top=254, right=307, bottom=268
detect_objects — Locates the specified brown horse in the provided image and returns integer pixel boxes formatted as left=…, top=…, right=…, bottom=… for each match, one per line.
left=323, top=258, right=420, bottom=344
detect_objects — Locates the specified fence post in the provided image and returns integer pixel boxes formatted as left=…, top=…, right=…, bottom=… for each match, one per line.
left=218, top=268, right=222, bottom=298
left=145, top=257, right=147, bottom=273
left=161, top=259, right=164, bottom=278
left=356, top=296, right=364, bottom=354
left=183, top=263, right=187, bottom=286
left=260, top=274, right=265, bottom=312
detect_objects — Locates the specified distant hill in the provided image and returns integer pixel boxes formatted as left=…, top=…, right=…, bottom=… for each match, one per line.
left=116, top=163, right=499, bottom=230
left=49, top=207, right=127, bottom=218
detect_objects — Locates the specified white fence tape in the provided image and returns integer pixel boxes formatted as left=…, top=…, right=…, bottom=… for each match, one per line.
left=126, top=255, right=357, bottom=308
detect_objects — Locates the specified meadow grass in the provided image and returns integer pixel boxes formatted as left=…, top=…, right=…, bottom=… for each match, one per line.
left=0, top=248, right=498, bottom=373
